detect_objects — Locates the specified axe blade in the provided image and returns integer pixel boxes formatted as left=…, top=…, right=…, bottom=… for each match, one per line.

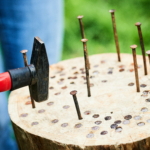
left=30, top=37, right=49, bottom=102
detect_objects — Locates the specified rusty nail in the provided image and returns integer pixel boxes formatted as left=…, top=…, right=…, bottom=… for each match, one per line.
left=20, top=50, right=28, bottom=67
left=77, top=15, right=90, bottom=69
left=70, top=90, right=83, bottom=120
left=130, top=45, right=140, bottom=92
left=109, top=9, right=121, bottom=62
left=135, top=22, right=147, bottom=75
left=20, top=50, right=36, bottom=108
left=81, top=39, right=91, bottom=97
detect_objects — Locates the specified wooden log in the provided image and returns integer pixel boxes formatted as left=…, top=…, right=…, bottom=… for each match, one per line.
left=9, top=53, right=150, bottom=150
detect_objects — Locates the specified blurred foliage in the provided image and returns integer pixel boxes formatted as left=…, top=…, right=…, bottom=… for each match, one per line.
left=62, top=0, right=150, bottom=60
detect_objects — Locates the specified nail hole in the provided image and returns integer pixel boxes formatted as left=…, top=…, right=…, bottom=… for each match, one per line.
left=108, top=67, right=114, bottom=71
left=128, top=69, right=134, bottom=72
left=114, top=120, right=122, bottom=124
left=124, top=115, right=132, bottom=120
left=95, top=121, right=102, bottom=125
left=92, top=126, right=99, bottom=130
left=47, top=102, right=54, bottom=106
left=123, top=120, right=130, bottom=125
left=146, top=98, right=150, bottom=102
left=94, top=65, right=99, bottom=68
left=72, top=76, right=77, bottom=79
left=134, top=116, right=141, bottom=120
left=86, top=133, right=94, bottom=138
left=141, top=94, right=148, bottom=97
left=140, top=84, right=147, bottom=88
left=105, top=116, right=111, bottom=120
left=50, top=76, right=55, bottom=79
left=61, top=123, right=68, bottom=127
left=57, top=81, right=63, bottom=85
left=75, top=123, right=82, bottom=128
left=119, top=69, right=124, bottom=72
left=60, top=73, right=65, bottom=76
left=55, top=92, right=61, bottom=95
left=38, top=109, right=45, bottom=113
left=93, top=71, right=99, bottom=75
left=81, top=71, right=85, bottom=74
left=141, top=107, right=148, bottom=112
left=84, top=111, right=91, bottom=115
left=143, top=90, right=149, bottom=95
left=110, top=124, right=118, bottom=129
left=20, top=113, right=28, bottom=117
left=115, top=127, right=122, bottom=132
left=108, top=71, right=113, bottom=74
left=147, top=119, right=150, bottom=123
left=60, top=78, right=64, bottom=81
left=111, top=112, right=113, bottom=114
left=74, top=72, right=79, bottom=75
left=128, top=83, right=134, bottom=86
left=90, top=76, right=95, bottom=78
left=93, top=114, right=99, bottom=118
left=81, top=76, right=86, bottom=80
left=137, top=122, right=145, bottom=127
left=80, top=68, right=84, bottom=71
left=61, top=86, right=67, bottom=89
left=52, top=119, right=59, bottom=123
left=101, top=60, right=105, bottom=64
left=25, top=101, right=31, bottom=105
left=119, top=65, right=125, bottom=69
left=70, top=82, right=75, bottom=84
left=101, top=131, right=108, bottom=135
left=102, top=80, right=107, bottom=83
left=63, top=105, right=70, bottom=109
left=49, top=86, right=54, bottom=89
left=72, top=67, right=76, bottom=69
left=31, top=122, right=39, bottom=126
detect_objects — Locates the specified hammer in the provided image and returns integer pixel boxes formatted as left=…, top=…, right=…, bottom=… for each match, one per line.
left=0, top=37, right=49, bottom=103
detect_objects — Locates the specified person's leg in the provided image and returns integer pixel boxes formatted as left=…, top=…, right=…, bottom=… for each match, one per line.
left=0, top=1, right=64, bottom=150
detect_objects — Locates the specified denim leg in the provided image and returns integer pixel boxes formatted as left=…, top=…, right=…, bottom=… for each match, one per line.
left=0, top=0, right=64, bottom=150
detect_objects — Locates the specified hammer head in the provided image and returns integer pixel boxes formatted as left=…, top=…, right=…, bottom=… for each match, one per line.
left=29, top=37, right=49, bottom=102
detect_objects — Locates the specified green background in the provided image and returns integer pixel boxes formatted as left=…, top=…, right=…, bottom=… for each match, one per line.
left=62, top=0, right=150, bottom=60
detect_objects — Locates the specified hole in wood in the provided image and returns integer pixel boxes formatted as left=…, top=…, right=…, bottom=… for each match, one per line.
left=146, top=98, right=150, bottom=102
left=134, top=116, right=141, bottom=120
left=57, top=81, right=63, bottom=85
left=101, top=60, right=105, bottom=64
left=31, top=122, right=39, bottom=126
left=86, top=133, right=94, bottom=138
left=74, top=71, right=79, bottom=75
left=128, top=69, right=134, bottom=72
left=55, top=92, right=61, bottom=96
left=50, top=76, right=55, bottom=79
left=143, top=90, right=149, bottom=95
left=140, top=84, right=147, bottom=88
left=20, top=113, right=28, bottom=117
left=123, top=120, right=130, bottom=125
left=105, top=116, right=111, bottom=120
left=75, top=123, right=82, bottom=128
left=110, top=124, right=118, bottom=129
left=63, top=105, right=70, bottom=109
left=114, top=120, right=122, bottom=124
left=95, top=121, right=102, bottom=125
left=108, top=71, right=113, bottom=74
left=25, top=101, right=31, bottom=105
left=61, top=86, right=67, bottom=89
left=101, top=131, right=108, bottom=135
left=49, top=87, right=54, bottom=89
left=90, top=76, right=95, bottom=79
left=60, top=73, right=65, bottom=76
left=124, top=115, right=132, bottom=120
left=94, top=65, right=99, bottom=68
left=93, top=71, right=99, bottom=75
left=116, top=127, right=122, bottom=132
left=47, top=102, right=54, bottom=106
left=141, top=107, right=148, bottom=112
left=137, top=122, right=145, bottom=127
left=102, top=80, right=107, bottom=83
left=92, top=126, right=99, bottom=130
left=84, top=111, right=91, bottom=115
left=119, top=65, right=125, bottom=69
left=38, top=109, right=45, bottom=113
left=52, top=119, right=59, bottom=123
left=72, top=67, right=76, bottom=69
left=70, top=82, right=75, bottom=84
left=119, top=69, right=125, bottom=72
left=61, top=123, right=68, bottom=127
left=93, top=114, right=99, bottom=118
left=128, top=83, right=134, bottom=86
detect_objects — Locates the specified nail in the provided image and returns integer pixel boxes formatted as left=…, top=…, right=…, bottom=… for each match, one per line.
left=20, top=50, right=36, bottom=108
left=109, top=9, right=121, bottom=62
left=81, top=39, right=91, bottom=97
left=21, top=50, right=28, bottom=66
left=146, top=50, right=150, bottom=66
left=70, top=90, right=83, bottom=120
left=77, top=15, right=90, bottom=69
left=130, top=45, right=140, bottom=92
left=135, top=22, right=147, bottom=75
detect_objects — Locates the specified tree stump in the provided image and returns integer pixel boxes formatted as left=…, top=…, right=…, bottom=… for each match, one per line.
left=9, top=53, right=150, bottom=150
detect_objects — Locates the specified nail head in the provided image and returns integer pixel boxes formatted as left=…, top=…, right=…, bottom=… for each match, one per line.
left=77, top=15, right=83, bottom=19
left=135, top=22, right=141, bottom=26
left=81, top=39, right=88, bottom=42
left=130, top=45, right=137, bottom=49
left=109, top=9, right=115, bottom=13
left=21, top=49, right=28, bottom=53
left=70, top=90, right=77, bottom=95
left=146, top=50, right=150, bottom=55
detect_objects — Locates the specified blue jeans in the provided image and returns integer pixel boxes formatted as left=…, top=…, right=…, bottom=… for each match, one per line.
left=0, top=1, right=63, bottom=150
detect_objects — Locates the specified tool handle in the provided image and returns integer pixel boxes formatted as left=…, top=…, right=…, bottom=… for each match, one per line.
left=0, top=72, right=11, bottom=92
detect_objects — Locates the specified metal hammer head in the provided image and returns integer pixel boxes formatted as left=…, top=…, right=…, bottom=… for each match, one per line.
left=29, top=37, right=49, bottom=102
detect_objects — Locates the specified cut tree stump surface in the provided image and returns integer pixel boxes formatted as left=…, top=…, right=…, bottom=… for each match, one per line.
left=9, top=53, right=150, bottom=150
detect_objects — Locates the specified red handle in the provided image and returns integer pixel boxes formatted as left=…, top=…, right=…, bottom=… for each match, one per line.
left=0, top=72, right=12, bottom=92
